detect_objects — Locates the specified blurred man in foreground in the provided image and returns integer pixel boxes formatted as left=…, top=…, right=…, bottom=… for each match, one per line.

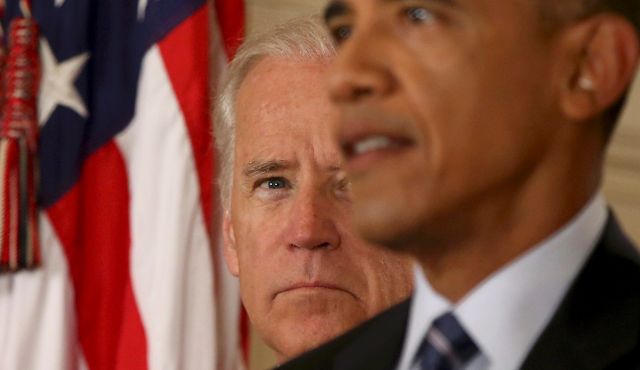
left=280, top=1, right=640, bottom=369
left=213, top=18, right=413, bottom=362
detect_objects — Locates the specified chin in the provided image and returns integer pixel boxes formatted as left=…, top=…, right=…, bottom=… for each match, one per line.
left=353, top=197, right=426, bottom=252
left=265, top=292, right=369, bottom=359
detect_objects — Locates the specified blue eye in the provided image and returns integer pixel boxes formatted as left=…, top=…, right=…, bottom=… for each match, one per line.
left=259, top=177, right=288, bottom=190
left=405, top=7, right=434, bottom=24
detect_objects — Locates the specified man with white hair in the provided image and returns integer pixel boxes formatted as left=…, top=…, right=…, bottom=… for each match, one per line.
left=213, top=17, right=413, bottom=362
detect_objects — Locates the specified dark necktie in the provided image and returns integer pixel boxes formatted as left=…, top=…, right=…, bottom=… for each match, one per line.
left=416, top=312, right=479, bottom=370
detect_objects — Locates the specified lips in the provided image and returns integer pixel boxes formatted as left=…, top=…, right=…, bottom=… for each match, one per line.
left=275, top=281, right=355, bottom=298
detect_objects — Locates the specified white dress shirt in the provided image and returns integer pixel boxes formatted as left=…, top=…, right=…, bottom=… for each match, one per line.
left=396, top=194, right=608, bottom=370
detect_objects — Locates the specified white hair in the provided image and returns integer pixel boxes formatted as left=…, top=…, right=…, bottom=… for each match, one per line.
left=213, top=16, right=336, bottom=210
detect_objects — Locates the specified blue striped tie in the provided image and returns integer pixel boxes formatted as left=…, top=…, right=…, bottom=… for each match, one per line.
left=417, top=312, right=479, bottom=370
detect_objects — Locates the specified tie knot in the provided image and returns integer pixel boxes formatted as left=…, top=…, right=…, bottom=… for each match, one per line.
left=417, top=312, right=479, bottom=370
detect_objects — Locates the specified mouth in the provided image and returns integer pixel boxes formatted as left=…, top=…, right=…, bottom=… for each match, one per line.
left=275, top=282, right=356, bottom=299
left=341, top=133, right=413, bottom=171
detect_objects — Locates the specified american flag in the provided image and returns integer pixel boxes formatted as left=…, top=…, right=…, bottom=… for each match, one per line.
left=0, top=0, right=246, bottom=369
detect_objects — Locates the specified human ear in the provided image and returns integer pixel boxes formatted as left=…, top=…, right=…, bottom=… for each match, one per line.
left=559, top=15, right=639, bottom=121
left=222, top=211, right=240, bottom=277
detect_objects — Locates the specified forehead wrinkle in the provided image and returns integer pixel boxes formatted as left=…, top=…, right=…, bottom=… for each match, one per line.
left=242, top=160, right=292, bottom=178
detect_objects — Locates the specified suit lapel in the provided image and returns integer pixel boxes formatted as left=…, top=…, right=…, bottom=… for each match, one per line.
left=333, top=299, right=411, bottom=370
left=521, top=216, right=640, bottom=370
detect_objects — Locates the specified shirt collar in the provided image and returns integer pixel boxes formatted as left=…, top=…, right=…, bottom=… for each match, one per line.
left=396, top=193, right=607, bottom=370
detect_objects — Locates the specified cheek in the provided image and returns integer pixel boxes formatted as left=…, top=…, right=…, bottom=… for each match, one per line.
left=401, top=63, right=468, bottom=177
left=339, top=234, right=414, bottom=307
left=233, top=207, right=290, bottom=308
left=405, top=54, right=510, bottom=178
left=357, top=257, right=413, bottom=313
left=234, top=224, right=285, bottom=280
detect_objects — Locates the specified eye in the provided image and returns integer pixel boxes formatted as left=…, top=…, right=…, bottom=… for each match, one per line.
left=330, top=24, right=353, bottom=45
left=254, top=176, right=291, bottom=201
left=404, top=7, right=434, bottom=24
left=258, top=177, right=289, bottom=190
left=334, top=176, right=352, bottom=200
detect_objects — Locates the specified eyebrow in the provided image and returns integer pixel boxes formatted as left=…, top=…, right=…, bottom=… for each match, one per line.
left=242, top=160, right=291, bottom=178
left=324, top=0, right=350, bottom=24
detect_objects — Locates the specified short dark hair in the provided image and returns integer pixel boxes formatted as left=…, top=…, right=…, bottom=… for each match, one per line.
left=541, top=1, right=639, bottom=135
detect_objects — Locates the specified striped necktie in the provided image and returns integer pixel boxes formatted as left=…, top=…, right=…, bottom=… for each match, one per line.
left=416, top=312, right=479, bottom=370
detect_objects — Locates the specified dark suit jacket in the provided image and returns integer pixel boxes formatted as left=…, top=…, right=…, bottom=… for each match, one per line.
left=277, top=216, right=640, bottom=370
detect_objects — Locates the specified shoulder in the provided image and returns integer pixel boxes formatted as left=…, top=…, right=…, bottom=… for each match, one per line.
left=522, top=215, right=640, bottom=370
left=276, top=298, right=412, bottom=370
left=580, top=214, right=640, bottom=303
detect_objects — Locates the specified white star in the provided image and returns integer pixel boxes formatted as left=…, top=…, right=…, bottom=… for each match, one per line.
left=138, top=0, right=149, bottom=21
left=38, top=38, right=90, bottom=126
left=55, top=0, right=65, bottom=7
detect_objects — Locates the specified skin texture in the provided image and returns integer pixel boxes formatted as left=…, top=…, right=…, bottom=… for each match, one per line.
left=222, top=57, right=413, bottom=361
left=324, top=0, right=639, bottom=301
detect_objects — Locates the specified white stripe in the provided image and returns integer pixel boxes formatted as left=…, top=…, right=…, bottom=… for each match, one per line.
left=209, top=4, right=232, bottom=94
left=116, top=45, right=218, bottom=370
left=427, top=327, right=464, bottom=368
left=0, top=213, right=78, bottom=370
left=427, top=327, right=455, bottom=359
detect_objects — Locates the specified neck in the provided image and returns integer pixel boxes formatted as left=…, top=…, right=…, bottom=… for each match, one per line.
left=416, top=154, right=602, bottom=303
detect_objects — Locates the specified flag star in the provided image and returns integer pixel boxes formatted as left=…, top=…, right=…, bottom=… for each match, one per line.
left=38, top=38, right=90, bottom=126
left=138, top=0, right=149, bottom=21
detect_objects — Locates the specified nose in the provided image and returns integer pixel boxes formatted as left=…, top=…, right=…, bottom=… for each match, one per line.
left=287, top=191, right=341, bottom=251
left=328, top=29, right=394, bottom=103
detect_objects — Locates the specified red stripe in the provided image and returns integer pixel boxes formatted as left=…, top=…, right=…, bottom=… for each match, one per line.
left=214, top=0, right=245, bottom=59
left=47, top=141, right=148, bottom=370
left=240, top=306, right=250, bottom=364
left=158, top=6, right=213, bottom=240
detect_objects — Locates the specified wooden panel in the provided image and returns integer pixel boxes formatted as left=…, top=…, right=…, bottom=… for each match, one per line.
left=246, top=0, right=327, bottom=35
left=606, top=72, right=640, bottom=243
left=249, top=325, right=277, bottom=370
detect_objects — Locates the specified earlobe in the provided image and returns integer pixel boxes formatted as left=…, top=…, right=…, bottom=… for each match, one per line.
left=560, top=15, right=640, bottom=121
left=222, top=211, right=240, bottom=277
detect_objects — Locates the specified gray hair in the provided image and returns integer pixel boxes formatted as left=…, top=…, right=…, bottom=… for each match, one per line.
left=213, top=16, right=336, bottom=210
